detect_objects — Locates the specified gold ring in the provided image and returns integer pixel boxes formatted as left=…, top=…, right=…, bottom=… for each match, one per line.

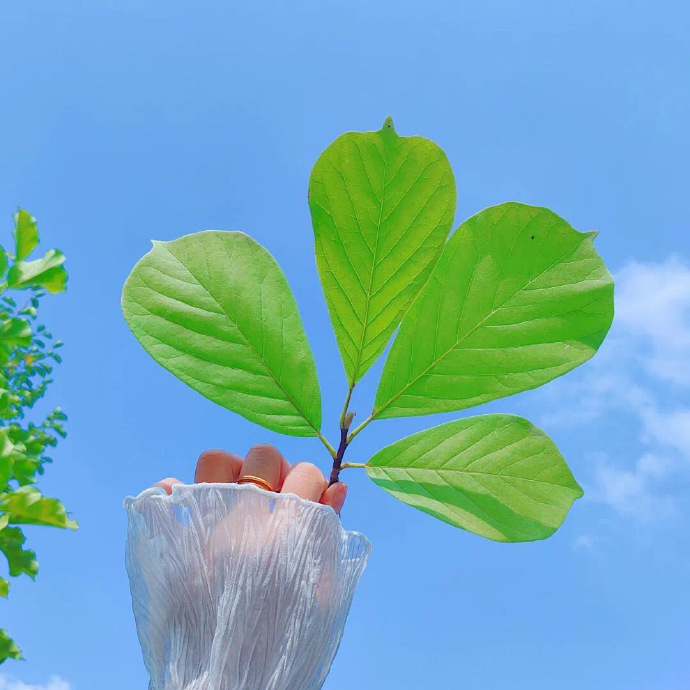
left=237, top=475, right=275, bottom=493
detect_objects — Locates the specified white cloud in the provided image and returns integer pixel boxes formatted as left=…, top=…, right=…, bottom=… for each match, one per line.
left=590, top=453, right=677, bottom=520
left=573, top=534, right=596, bottom=550
left=636, top=452, right=677, bottom=478
left=0, top=675, right=71, bottom=690
left=538, top=256, right=690, bottom=522
left=641, top=407, right=690, bottom=458
left=615, top=256, right=690, bottom=385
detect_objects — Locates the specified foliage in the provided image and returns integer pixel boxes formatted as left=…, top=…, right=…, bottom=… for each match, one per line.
left=366, top=414, right=582, bottom=542
left=0, top=210, right=74, bottom=664
left=309, top=117, right=456, bottom=387
left=122, top=119, right=614, bottom=543
left=122, top=232, right=321, bottom=437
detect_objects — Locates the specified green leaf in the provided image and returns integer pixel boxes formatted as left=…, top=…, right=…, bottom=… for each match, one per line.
left=10, top=457, right=40, bottom=486
left=0, top=317, right=31, bottom=368
left=0, top=429, right=14, bottom=486
left=0, top=317, right=32, bottom=350
left=13, top=209, right=39, bottom=261
left=366, top=414, right=583, bottom=542
left=122, top=230, right=322, bottom=436
left=0, top=525, right=38, bottom=577
left=1, top=486, right=77, bottom=529
left=309, top=117, right=456, bottom=385
left=0, top=577, right=8, bottom=597
left=7, top=249, right=67, bottom=293
left=0, top=246, right=7, bottom=279
left=0, top=629, right=22, bottom=662
left=374, top=203, right=614, bottom=419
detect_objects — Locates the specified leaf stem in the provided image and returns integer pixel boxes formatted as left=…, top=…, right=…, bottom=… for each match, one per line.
left=317, top=432, right=337, bottom=459
left=338, top=385, right=354, bottom=429
left=347, top=413, right=375, bottom=443
left=341, top=462, right=367, bottom=469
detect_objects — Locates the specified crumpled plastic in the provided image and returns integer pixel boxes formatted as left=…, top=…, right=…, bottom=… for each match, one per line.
left=124, top=483, right=371, bottom=690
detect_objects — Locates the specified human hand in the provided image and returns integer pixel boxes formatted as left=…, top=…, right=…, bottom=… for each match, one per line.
left=127, top=445, right=367, bottom=690
left=153, top=444, right=347, bottom=515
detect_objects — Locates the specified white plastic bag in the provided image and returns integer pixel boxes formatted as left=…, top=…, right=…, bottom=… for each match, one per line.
left=124, top=483, right=371, bottom=690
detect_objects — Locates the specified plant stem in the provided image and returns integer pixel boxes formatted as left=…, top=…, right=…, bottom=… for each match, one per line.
left=338, top=385, right=354, bottom=428
left=317, top=431, right=337, bottom=459
left=347, top=413, right=375, bottom=443
left=328, top=427, right=349, bottom=486
left=341, top=462, right=367, bottom=469
left=329, top=382, right=358, bottom=481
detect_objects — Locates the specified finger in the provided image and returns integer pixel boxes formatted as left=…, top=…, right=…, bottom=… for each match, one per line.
left=320, top=482, right=348, bottom=515
left=278, top=454, right=291, bottom=490
left=195, top=449, right=243, bottom=484
left=154, top=477, right=183, bottom=495
left=239, top=444, right=283, bottom=492
left=281, top=462, right=327, bottom=503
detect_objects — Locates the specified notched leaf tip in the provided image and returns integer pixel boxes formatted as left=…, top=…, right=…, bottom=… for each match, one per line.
left=381, top=115, right=396, bottom=134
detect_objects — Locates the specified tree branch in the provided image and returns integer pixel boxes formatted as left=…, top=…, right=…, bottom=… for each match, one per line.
left=328, top=411, right=355, bottom=485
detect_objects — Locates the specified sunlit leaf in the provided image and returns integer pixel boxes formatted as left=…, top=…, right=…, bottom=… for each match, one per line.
left=0, top=318, right=31, bottom=351
left=13, top=209, right=39, bottom=261
left=0, top=525, right=38, bottom=577
left=0, top=629, right=22, bottom=663
left=0, top=578, right=8, bottom=597
left=7, top=456, right=39, bottom=487
left=7, top=249, right=67, bottom=293
left=1, top=486, right=77, bottom=529
left=122, top=230, right=322, bottom=436
left=309, top=117, right=456, bottom=385
left=0, top=429, right=13, bottom=486
left=374, top=203, right=614, bottom=418
left=367, top=414, right=582, bottom=542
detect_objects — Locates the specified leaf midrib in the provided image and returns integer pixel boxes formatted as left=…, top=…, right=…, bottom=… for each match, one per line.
left=350, top=138, right=390, bottom=385
left=370, top=465, right=542, bottom=540
left=369, top=463, right=580, bottom=493
left=157, top=243, right=319, bottom=433
left=374, top=232, right=593, bottom=417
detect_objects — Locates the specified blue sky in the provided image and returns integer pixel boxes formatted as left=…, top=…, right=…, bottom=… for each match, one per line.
left=1, top=1, right=689, bottom=688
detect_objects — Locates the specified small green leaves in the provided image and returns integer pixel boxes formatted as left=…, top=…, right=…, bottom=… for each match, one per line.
left=13, top=210, right=39, bottom=262
left=309, top=118, right=456, bottom=385
left=122, top=231, right=322, bottom=437
left=0, top=525, right=39, bottom=577
left=0, top=487, right=77, bottom=529
left=3, top=210, right=68, bottom=294
left=0, top=318, right=32, bottom=355
left=374, top=203, right=614, bottom=419
left=7, top=249, right=67, bottom=293
left=0, top=629, right=22, bottom=661
left=366, top=414, right=583, bottom=542
left=0, top=209, right=71, bottom=664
